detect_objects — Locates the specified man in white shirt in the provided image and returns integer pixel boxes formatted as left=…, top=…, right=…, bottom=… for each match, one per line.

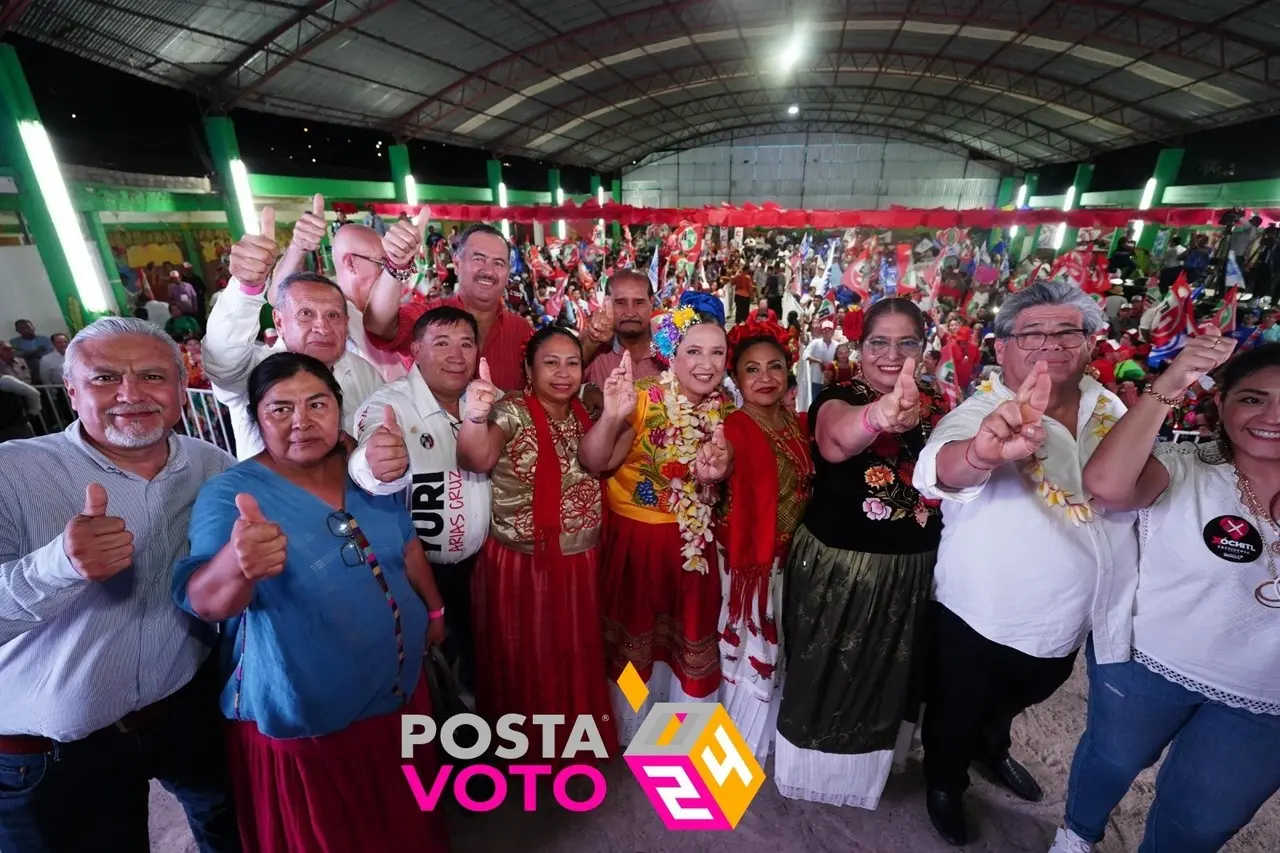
left=266, top=195, right=408, bottom=383
left=911, top=280, right=1138, bottom=846
left=802, top=320, right=839, bottom=403
left=37, top=333, right=68, bottom=386
left=204, top=209, right=384, bottom=459
left=350, top=305, right=490, bottom=692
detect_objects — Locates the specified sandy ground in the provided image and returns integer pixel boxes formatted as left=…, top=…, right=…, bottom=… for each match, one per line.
left=148, top=658, right=1280, bottom=853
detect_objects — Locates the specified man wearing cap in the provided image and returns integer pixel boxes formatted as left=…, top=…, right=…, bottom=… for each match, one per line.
left=1102, top=284, right=1128, bottom=323
left=803, top=320, right=838, bottom=404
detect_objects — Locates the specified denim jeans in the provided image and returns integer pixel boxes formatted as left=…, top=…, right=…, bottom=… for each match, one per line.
left=1065, top=639, right=1280, bottom=853
left=0, top=665, right=241, bottom=853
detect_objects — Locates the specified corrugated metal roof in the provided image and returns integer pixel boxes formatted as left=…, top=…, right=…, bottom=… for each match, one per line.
left=11, top=0, right=1280, bottom=171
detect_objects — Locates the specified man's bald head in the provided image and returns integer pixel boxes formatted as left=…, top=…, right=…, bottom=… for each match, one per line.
left=330, top=224, right=386, bottom=310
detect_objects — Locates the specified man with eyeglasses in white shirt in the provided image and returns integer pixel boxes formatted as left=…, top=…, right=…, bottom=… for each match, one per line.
left=912, top=280, right=1138, bottom=847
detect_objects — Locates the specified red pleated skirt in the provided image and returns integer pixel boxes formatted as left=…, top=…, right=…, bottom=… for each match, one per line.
left=601, top=514, right=722, bottom=699
left=471, top=538, right=618, bottom=760
left=226, top=685, right=449, bottom=853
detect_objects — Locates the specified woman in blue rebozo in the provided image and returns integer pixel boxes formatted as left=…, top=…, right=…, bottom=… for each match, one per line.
left=173, top=351, right=449, bottom=853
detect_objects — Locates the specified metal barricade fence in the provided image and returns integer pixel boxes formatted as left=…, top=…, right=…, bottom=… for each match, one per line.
left=31, top=385, right=234, bottom=455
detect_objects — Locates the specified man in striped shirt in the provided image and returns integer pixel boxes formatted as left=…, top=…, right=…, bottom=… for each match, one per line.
left=363, top=222, right=534, bottom=392
left=0, top=317, right=241, bottom=853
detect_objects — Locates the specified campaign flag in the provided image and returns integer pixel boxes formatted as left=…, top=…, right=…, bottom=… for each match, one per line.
left=1213, top=250, right=1246, bottom=334
left=1148, top=272, right=1195, bottom=368
left=648, top=247, right=660, bottom=290
left=879, top=253, right=898, bottom=296
left=936, top=341, right=963, bottom=409
left=896, top=243, right=914, bottom=292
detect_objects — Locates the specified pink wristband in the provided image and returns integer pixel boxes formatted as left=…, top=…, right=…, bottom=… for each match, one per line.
left=861, top=405, right=882, bottom=435
left=428, top=607, right=445, bottom=620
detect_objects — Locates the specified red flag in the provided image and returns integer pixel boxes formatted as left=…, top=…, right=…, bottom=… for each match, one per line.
left=1213, top=287, right=1239, bottom=334
left=936, top=341, right=963, bottom=409
left=895, top=243, right=914, bottom=292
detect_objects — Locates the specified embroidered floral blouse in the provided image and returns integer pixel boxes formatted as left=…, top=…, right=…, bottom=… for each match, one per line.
left=489, top=397, right=602, bottom=555
left=605, top=376, right=734, bottom=526
left=801, top=378, right=948, bottom=555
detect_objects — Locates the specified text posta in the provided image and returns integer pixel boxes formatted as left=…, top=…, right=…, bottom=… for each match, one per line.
left=400, top=713, right=610, bottom=812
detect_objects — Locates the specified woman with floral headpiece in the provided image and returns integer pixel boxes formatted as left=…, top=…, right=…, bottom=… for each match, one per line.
left=715, top=320, right=814, bottom=760
left=580, top=291, right=735, bottom=743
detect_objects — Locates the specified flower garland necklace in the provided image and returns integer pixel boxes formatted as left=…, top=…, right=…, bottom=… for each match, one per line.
left=1021, top=395, right=1117, bottom=526
left=657, top=370, right=725, bottom=574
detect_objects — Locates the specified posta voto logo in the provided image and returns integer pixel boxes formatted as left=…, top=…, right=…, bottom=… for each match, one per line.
left=399, top=664, right=765, bottom=829
left=617, top=663, right=765, bottom=830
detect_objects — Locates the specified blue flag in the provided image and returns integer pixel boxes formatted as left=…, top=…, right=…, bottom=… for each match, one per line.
left=648, top=249, right=659, bottom=290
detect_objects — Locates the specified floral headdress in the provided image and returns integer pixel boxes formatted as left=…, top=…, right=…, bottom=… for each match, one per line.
left=650, top=291, right=726, bottom=365
left=725, top=319, right=790, bottom=365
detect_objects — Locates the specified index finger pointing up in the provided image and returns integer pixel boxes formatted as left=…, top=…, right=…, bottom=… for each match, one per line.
left=1018, top=361, right=1051, bottom=423
left=258, top=206, right=275, bottom=240
left=620, top=350, right=633, bottom=382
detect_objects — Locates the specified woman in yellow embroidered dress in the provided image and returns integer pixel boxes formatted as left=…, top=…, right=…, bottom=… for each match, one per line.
left=716, top=320, right=814, bottom=762
left=580, top=292, right=734, bottom=743
left=456, top=328, right=616, bottom=757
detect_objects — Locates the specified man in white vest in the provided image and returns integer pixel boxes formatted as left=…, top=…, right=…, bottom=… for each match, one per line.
left=349, top=305, right=490, bottom=695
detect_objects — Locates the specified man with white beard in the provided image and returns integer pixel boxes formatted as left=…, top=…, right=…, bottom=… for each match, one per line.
left=0, top=317, right=240, bottom=852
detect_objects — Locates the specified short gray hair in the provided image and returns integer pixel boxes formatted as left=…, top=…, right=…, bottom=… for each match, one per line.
left=64, top=316, right=188, bottom=384
left=992, top=279, right=1107, bottom=339
left=275, top=271, right=347, bottom=314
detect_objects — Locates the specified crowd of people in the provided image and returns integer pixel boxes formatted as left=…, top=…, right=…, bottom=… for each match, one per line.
left=1, top=200, right=1278, bottom=853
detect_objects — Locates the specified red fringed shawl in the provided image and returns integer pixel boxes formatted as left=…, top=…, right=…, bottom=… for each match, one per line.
left=720, top=410, right=812, bottom=643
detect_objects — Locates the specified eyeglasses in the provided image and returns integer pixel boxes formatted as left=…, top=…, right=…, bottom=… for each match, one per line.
left=327, top=510, right=368, bottom=567
left=863, top=338, right=924, bottom=357
left=1007, top=329, right=1088, bottom=351
left=348, top=252, right=388, bottom=269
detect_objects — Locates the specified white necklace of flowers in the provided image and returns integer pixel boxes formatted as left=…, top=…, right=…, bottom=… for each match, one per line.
left=658, top=370, right=725, bottom=574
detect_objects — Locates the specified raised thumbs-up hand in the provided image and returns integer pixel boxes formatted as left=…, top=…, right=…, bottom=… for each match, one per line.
left=291, top=193, right=327, bottom=253
left=367, top=404, right=409, bottom=483
left=693, top=423, right=733, bottom=484
left=464, top=358, right=499, bottom=424
left=869, top=357, right=922, bottom=434
left=586, top=301, right=616, bottom=344
left=230, top=493, right=286, bottom=582
left=384, top=210, right=426, bottom=270
left=63, top=483, right=134, bottom=581
left=229, top=207, right=281, bottom=290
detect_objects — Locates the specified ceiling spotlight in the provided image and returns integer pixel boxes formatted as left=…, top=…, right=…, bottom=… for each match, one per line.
left=787, top=104, right=800, bottom=116
left=779, top=31, right=804, bottom=71
left=70, top=113, right=76, bottom=119
left=303, top=127, right=309, bottom=133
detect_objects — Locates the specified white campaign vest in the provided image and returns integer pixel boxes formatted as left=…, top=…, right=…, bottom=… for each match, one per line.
left=350, top=369, right=490, bottom=564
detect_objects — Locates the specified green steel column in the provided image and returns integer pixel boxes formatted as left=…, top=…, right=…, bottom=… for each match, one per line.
left=547, top=167, right=562, bottom=238
left=486, top=159, right=503, bottom=205
left=1136, top=148, right=1185, bottom=252
left=84, top=212, right=130, bottom=313
left=1058, top=163, right=1095, bottom=257
left=1019, top=173, right=1041, bottom=262
left=388, top=144, right=411, bottom=204
left=180, top=224, right=202, bottom=268
left=590, top=174, right=602, bottom=203
left=203, top=116, right=250, bottom=241
left=0, top=45, right=108, bottom=328
left=995, top=176, right=1017, bottom=208
left=610, top=177, right=622, bottom=239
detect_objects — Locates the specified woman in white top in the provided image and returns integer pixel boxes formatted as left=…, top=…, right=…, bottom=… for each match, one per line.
left=1052, top=334, right=1280, bottom=853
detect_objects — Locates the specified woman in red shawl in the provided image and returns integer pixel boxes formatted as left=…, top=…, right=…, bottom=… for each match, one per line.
left=717, top=321, right=814, bottom=761
left=824, top=344, right=857, bottom=388
left=456, top=328, right=616, bottom=758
